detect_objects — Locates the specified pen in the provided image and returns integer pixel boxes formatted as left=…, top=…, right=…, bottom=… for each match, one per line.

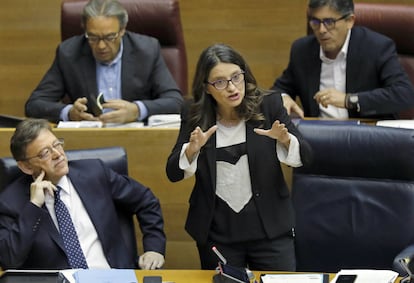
left=212, top=246, right=227, bottom=264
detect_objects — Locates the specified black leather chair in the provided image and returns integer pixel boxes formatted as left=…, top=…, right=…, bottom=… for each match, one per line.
left=0, top=146, right=138, bottom=266
left=292, top=122, right=414, bottom=274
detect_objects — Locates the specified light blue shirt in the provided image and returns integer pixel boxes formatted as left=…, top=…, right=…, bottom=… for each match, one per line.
left=60, top=41, right=148, bottom=121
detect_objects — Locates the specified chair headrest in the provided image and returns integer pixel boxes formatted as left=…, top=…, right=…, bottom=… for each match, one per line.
left=0, top=146, right=127, bottom=191
left=296, top=123, right=414, bottom=180
left=354, top=3, right=414, bottom=55
left=61, top=0, right=183, bottom=46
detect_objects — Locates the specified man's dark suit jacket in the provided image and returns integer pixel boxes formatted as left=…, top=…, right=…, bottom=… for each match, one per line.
left=0, top=159, right=165, bottom=269
left=166, top=92, right=312, bottom=245
left=272, top=26, right=414, bottom=119
left=25, top=31, right=183, bottom=123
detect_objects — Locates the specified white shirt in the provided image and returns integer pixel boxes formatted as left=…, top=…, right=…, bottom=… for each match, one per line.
left=179, top=121, right=302, bottom=178
left=45, top=175, right=110, bottom=269
left=318, top=29, right=352, bottom=119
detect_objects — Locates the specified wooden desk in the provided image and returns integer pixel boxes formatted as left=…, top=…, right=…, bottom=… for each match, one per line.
left=0, top=127, right=293, bottom=269
left=0, top=269, right=403, bottom=283
left=136, top=269, right=338, bottom=282
left=136, top=269, right=406, bottom=283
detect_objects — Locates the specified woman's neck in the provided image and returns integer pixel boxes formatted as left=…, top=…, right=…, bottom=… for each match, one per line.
left=217, top=111, right=241, bottom=127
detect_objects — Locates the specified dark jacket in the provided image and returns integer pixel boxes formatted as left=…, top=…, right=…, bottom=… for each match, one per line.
left=25, top=31, right=183, bottom=123
left=272, top=26, right=414, bottom=119
left=166, top=92, right=312, bottom=244
left=0, top=159, right=165, bottom=269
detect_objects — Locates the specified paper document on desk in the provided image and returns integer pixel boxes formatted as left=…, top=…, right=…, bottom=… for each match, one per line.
left=57, top=121, right=103, bottom=128
left=70, top=269, right=137, bottom=283
left=330, top=269, right=398, bottom=283
left=57, top=121, right=144, bottom=128
left=148, top=114, right=181, bottom=128
left=376, top=119, right=414, bottom=129
left=260, top=273, right=328, bottom=283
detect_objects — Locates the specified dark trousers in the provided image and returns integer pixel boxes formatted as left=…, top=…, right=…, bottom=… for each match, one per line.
left=197, top=232, right=296, bottom=271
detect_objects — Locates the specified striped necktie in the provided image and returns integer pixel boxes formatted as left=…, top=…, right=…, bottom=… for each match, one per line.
left=54, top=186, right=88, bottom=269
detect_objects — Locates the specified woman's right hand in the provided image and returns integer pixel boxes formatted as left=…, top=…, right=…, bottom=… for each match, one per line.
left=185, top=125, right=217, bottom=162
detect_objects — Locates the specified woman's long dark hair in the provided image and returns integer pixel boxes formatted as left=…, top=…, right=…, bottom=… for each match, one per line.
left=188, top=43, right=269, bottom=131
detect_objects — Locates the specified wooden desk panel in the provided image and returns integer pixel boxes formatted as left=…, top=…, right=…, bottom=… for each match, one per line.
left=0, top=127, right=293, bottom=269
left=135, top=269, right=341, bottom=283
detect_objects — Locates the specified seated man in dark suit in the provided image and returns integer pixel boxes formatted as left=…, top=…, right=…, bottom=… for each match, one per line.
left=0, top=118, right=165, bottom=269
left=271, top=0, right=414, bottom=120
left=25, top=0, right=183, bottom=124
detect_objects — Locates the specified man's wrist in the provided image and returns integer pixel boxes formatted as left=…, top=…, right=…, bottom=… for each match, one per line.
left=345, top=93, right=360, bottom=112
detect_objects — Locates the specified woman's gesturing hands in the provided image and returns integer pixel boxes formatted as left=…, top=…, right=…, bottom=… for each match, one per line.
left=254, top=120, right=291, bottom=147
left=185, top=125, right=218, bottom=162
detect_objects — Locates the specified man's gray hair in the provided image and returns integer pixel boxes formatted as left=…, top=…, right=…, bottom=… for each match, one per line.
left=82, top=0, right=128, bottom=29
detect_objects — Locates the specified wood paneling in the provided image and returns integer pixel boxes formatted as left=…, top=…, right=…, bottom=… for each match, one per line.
left=1, top=0, right=413, bottom=116
left=0, top=0, right=413, bottom=269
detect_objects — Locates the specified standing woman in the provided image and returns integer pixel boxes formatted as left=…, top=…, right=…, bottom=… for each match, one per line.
left=166, top=44, right=312, bottom=271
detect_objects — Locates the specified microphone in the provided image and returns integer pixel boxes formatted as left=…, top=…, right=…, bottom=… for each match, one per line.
left=212, top=246, right=227, bottom=264
left=211, top=246, right=255, bottom=283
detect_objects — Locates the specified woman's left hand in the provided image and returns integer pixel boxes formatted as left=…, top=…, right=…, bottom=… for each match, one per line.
left=254, top=120, right=290, bottom=146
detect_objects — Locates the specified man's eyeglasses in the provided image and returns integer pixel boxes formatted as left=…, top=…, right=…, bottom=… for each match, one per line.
left=309, top=14, right=350, bottom=31
left=24, top=139, right=65, bottom=161
left=85, top=32, right=121, bottom=44
left=206, top=71, right=245, bottom=90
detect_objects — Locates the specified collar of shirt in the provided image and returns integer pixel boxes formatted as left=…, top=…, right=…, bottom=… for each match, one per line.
left=45, top=175, right=71, bottom=206
left=56, top=175, right=71, bottom=194
left=319, top=29, right=352, bottom=64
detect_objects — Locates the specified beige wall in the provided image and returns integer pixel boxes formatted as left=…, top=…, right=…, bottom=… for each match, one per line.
left=1, top=0, right=414, bottom=117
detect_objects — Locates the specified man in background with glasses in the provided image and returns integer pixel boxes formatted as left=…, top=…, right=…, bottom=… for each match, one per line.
left=271, top=0, right=414, bottom=120
left=0, top=118, right=166, bottom=269
left=25, top=0, right=183, bottom=124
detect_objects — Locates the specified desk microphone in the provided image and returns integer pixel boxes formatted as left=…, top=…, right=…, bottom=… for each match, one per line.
left=212, top=246, right=227, bottom=264
left=211, top=246, right=255, bottom=283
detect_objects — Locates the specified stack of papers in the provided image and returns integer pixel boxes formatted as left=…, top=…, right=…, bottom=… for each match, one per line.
left=147, top=114, right=181, bottom=128
left=376, top=120, right=414, bottom=129
left=260, top=273, right=328, bottom=283
left=58, top=269, right=137, bottom=283
left=57, top=121, right=144, bottom=128
left=330, top=269, right=399, bottom=283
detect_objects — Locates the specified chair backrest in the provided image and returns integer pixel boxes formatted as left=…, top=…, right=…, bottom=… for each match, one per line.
left=306, top=3, right=414, bottom=119
left=61, top=0, right=188, bottom=96
left=353, top=3, right=414, bottom=119
left=292, top=122, right=414, bottom=273
left=0, top=146, right=137, bottom=261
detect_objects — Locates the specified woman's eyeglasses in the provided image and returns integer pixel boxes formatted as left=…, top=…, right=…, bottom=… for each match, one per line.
left=206, top=71, right=245, bottom=90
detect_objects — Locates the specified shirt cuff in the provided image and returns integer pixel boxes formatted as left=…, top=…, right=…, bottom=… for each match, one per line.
left=276, top=133, right=303, bottom=167
left=135, top=101, right=148, bottom=121
left=60, top=104, right=73, bottom=121
left=179, top=143, right=199, bottom=178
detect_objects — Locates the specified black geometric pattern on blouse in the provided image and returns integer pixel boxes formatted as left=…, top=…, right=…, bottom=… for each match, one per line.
left=216, top=142, right=247, bottom=164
